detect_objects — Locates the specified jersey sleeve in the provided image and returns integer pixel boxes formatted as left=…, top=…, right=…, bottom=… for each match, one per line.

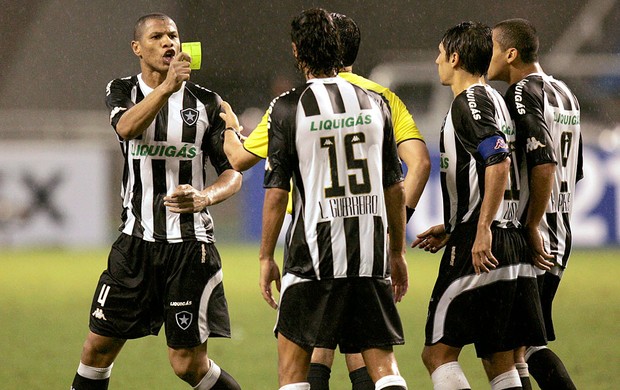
left=453, top=88, right=509, bottom=166
left=105, top=78, right=134, bottom=132
left=506, top=78, right=556, bottom=169
left=264, top=96, right=296, bottom=191
left=201, top=92, right=234, bottom=175
left=382, top=88, right=425, bottom=144
left=374, top=94, right=404, bottom=188
left=243, top=108, right=270, bottom=159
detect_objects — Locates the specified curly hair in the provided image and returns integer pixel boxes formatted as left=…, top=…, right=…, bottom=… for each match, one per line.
left=331, top=12, right=361, bottom=67
left=291, top=8, right=342, bottom=77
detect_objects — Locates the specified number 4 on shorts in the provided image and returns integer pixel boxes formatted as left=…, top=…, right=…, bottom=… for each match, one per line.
left=97, top=284, right=111, bottom=307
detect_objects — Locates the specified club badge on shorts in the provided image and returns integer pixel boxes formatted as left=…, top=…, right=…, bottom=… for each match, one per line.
left=181, top=108, right=199, bottom=126
left=175, top=311, right=193, bottom=330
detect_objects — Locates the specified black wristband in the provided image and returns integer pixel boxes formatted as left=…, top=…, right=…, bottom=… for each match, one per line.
left=221, top=127, right=241, bottom=142
left=406, top=206, right=415, bottom=223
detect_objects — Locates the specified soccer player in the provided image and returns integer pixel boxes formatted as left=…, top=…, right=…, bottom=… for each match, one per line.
left=70, top=13, right=242, bottom=390
left=488, top=18, right=583, bottom=390
left=222, top=13, right=430, bottom=389
left=237, top=8, right=409, bottom=390
left=412, top=21, right=546, bottom=390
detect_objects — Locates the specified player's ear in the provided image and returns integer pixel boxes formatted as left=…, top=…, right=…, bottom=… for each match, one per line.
left=132, top=40, right=142, bottom=58
left=450, top=52, right=460, bottom=68
left=506, top=47, right=518, bottom=64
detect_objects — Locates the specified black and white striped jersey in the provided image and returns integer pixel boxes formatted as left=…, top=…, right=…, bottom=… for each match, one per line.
left=105, top=74, right=232, bottom=243
left=264, top=76, right=403, bottom=280
left=439, top=84, right=513, bottom=233
left=505, top=73, right=584, bottom=267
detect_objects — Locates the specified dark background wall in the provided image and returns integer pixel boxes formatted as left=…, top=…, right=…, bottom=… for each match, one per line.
left=0, top=0, right=601, bottom=114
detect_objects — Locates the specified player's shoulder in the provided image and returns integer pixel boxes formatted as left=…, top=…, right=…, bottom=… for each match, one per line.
left=507, top=74, right=544, bottom=100
left=106, top=75, right=137, bottom=94
left=185, top=81, right=222, bottom=104
left=339, top=72, right=386, bottom=94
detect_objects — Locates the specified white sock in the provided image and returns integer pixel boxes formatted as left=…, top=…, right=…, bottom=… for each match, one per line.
left=524, top=345, right=547, bottom=361
left=194, top=359, right=221, bottom=390
left=490, top=369, right=521, bottom=390
left=430, top=361, right=470, bottom=390
left=515, top=362, right=529, bottom=378
left=77, top=362, right=113, bottom=380
left=375, top=374, right=407, bottom=389
left=279, top=383, right=311, bottom=390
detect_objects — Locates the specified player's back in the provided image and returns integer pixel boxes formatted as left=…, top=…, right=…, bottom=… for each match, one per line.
left=267, top=76, right=402, bottom=279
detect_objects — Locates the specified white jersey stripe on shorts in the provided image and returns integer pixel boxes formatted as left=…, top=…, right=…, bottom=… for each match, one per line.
left=198, top=268, right=224, bottom=343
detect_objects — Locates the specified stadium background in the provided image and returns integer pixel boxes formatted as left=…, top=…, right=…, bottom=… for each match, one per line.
left=0, top=0, right=618, bottom=247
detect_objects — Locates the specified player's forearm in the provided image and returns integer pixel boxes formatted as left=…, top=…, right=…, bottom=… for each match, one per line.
left=525, top=163, right=555, bottom=228
left=478, top=158, right=510, bottom=229
left=223, top=131, right=262, bottom=171
left=259, top=188, right=288, bottom=261
left=398, top=140, right=431, bottom=209
left=116, top=87, right=173, bottom=140
left=201, top=169, right=242, bottom=205
left=384, top=182, right=406, bottom=254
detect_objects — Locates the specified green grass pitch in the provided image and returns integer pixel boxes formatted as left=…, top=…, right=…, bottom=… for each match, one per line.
left=1, top=244, right=618, bottom=389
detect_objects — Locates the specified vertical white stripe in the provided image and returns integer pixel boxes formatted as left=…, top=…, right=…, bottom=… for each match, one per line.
left=198, top=269, right=224, bottom=344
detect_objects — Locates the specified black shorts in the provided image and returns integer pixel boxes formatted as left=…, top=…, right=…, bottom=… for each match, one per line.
left=88, top=234, right=231, bottom=348
left=537, top=266, right=563, bottom=341
left=424, top=223, right=546, bottom=357
left=276, top=275, right=404, bottom=354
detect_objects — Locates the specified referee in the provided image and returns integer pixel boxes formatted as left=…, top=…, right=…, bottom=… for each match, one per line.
left=70, top=13, right=242, bottom=390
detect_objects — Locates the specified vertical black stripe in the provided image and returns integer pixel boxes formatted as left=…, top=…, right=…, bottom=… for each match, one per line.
left=324, top=83, right=346, bottom=114
left=152, top=159, right=167, bottom=240
left=455, top=143, right=473, bottom=223
left=317, top=221, right=334, bottom=278
left=561, top=212, right=572, bottom=266
left=345, top=217, right=360, bottom=277
left=154, top=105, right=169, bottom=141
left=134, top=87, right=145, bottom=140
left=300, top=88, right=321, bottom=117
left=352, top=85, right=372, bottom=110
left=131, top=159, right=144, bottom=238
left=372, top=216, right=385, bottom=277
left=545, top=82, right=559, bottom=108
left=182, top=90, right=198, bottom=143
left=179, top=160, right=195, bottom=239
left=546, top=212, right=559, bottom=254
left=550, top=81, right=573, bottom=110
left=560, top=181, right=568, bottom=193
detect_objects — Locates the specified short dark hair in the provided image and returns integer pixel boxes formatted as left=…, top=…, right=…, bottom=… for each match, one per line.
left=134, top=13, right=172, bottom=41
left=493, top=18, right=539, bottom=64
left=331, top=12, right=361, bottom=67
left=291, top=8, right=342, bottom=77
left=441, top=21, right=492, bottom=76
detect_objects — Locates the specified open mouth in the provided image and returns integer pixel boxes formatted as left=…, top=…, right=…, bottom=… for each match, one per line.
left=163, top=49, right=175, bottom=64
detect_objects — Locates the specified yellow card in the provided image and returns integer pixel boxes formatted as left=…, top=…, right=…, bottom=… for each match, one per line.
left=181, top=42, right=202, bottom=70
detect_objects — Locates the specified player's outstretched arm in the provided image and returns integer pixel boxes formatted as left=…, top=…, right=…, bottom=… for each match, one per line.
left=472, top=158, right=510, bottom=274
left=259, top=188, right=287, bottom=309
left=411, top=224, right=448, bottom=253
left=219, top=101, right=263, bottom=172
left=385, top=181, right=408, bottom=302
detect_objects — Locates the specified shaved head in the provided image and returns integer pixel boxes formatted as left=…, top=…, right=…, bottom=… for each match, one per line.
left=133, top=13, right=173, bottom=41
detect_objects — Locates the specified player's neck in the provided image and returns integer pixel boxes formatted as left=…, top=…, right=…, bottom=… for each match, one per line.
left=451, top=73, right=485, bottom=97
left=140, top=69, right=167, bottom=89
left=510, top=62, right=544, bottom=85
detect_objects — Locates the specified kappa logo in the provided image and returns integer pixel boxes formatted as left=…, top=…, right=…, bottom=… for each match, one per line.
left=494, top=138, right=508, bottom=150
left=92, top=308, right=107, bottom=321
left=181, top=108, right=199, bottom=126
left=176, top=311, right=193, bottom=330
left=526, top=137, right=546, bottom=152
